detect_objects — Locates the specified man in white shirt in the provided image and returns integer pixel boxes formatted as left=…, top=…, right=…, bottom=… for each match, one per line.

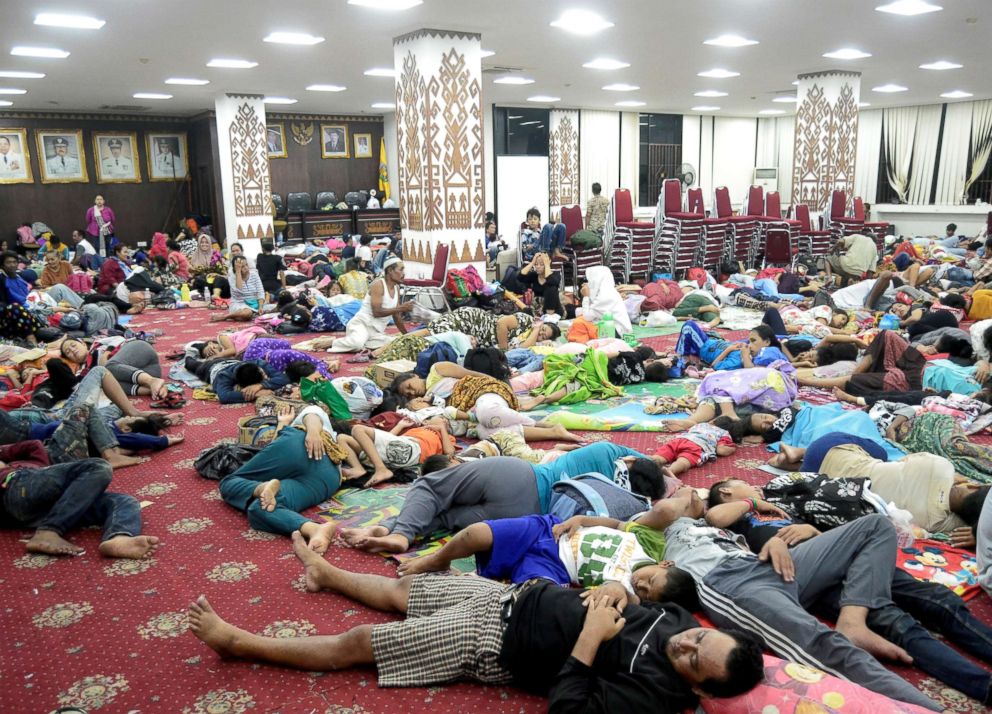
left=155, top=139, right=183, bottom=176
left=0, top=135, right=26, bottom=175
left=45, top=137, right=81, bottom=176
left=101, top=139, right=133, bottom=178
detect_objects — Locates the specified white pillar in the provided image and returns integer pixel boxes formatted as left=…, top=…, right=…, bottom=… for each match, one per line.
left=394, top=29, right=485, bottom=279
left=791, top=71, right=861, bottom=212
left=214, top=94, right=274, bottom=259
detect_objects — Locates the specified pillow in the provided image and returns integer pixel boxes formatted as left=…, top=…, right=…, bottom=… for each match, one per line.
left=701, top=655, right=933, bottom=714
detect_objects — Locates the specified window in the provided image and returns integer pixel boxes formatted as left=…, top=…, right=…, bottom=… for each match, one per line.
left=494, top=107, right=549, bottom=156
left=638, top=113, right=683, bottom=206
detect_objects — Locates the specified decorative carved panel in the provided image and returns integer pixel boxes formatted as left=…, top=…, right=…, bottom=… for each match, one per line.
left=549, top=110, right=580, bottom=207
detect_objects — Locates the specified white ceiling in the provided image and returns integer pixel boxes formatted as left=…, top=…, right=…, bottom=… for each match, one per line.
left=1, top=0, right=990, bottom=118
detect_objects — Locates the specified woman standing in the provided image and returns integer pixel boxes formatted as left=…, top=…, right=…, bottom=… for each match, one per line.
left=211, top=255, right=263, bottom=323
left=85, top=194, right=116, bottom=257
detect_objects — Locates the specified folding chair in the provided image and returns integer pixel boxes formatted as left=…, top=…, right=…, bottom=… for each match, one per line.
left=403, top=242, right=450, bottom=312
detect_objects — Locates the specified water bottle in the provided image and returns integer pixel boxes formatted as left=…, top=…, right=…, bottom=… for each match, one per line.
left=597, top=312, right=615, bottom=340
left=179, top=283, right=191, bottom=303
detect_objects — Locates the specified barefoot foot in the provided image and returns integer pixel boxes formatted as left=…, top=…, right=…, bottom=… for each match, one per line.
left=291, top=530, right=336, bottom=592
left=341, top=467, right=367, bottom=481
left=837, top=622, right=913, bottom=663
left=396, top=552, right=449, bottom=577
left=255, top=479, right=280, bottom=512
left=306, top=521, right=337, bottom=555
left=555, top=442, right=581, bottom=452
left=103, top=450, right=151, bottom=469
left=365, top=468, right=394, bottom=488
left=99, top=534, right=160, bottom=559
left=551, top=424, right=582, bottom=443
left=339, top=525, right=389, bottom=547
left=352, top=533, right=410, bottom=554
left=188, top=595, right=250, bottom=659
left=26, top=530, right=84, bottom=556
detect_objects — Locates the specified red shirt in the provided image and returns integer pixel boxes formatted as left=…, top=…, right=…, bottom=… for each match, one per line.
left=0, top=441, right=50, bottom=483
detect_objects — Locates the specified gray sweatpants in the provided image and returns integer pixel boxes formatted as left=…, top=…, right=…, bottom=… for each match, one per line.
left=698, top=515, right=940, bottom=711
left=380, top=456, right=541, bottom=542
left=107, top=340, right=161, bottom=394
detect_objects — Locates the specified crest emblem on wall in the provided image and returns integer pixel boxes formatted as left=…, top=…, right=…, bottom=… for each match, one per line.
left=291, top=122, right=315, bottom=146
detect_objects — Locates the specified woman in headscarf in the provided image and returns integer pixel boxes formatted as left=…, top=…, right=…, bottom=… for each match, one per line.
left=576, top=266, right=632, bottom=336
left=148, top=232, right=169, bottom=260
left=189, top=233, right=229, bottom=300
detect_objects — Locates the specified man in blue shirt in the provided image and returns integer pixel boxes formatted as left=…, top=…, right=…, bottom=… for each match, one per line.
left=211, top=360, right=290, bottom=404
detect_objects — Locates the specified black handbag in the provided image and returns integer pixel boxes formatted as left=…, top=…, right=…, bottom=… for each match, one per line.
left=194, top=443, right=262, bottom=480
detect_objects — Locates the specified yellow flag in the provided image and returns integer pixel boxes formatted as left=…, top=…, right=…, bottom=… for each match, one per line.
left=378, top=137, right=390, bottom=201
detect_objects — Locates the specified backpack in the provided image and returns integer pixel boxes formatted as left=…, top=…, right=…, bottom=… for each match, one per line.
left=415, top=342, right=458, bottom=378
left=547, top=472, right=651, bottom=521
left=194, top=443, right=262, bottom=480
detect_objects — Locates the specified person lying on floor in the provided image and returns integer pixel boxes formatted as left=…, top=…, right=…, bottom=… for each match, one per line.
left=796, top=330, right=925, bottom=399
left=188, top=529, right=765, bottom=712
left=670, top=283, right=721, bottom=328
left=209, top=359, right=291, bottom=404
left=675, top=323, right=789, bottom=372
left=448, top=427, right=580, bottom=465
left=707, top=479, right=992, bottom=707
left=339, top=442, right=673, bottom=554
left=760, top=304, right=852, bottom=339
left=335, top=417, right=456, bottom=486
left=0, top=438, right=159, bottom=559
left=653, top=422, right=736, bottom=475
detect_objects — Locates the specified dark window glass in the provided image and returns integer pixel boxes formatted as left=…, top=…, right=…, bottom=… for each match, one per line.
left=494, top=107, right=550, bottom=156
left=638, top=113, right=683, bottom=206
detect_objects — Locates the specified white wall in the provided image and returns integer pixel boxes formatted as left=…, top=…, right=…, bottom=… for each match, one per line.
left=713, top=117, right=758, bottom=207
left=496, top=155, right=549, bottom=240
left=483, top=101, right=495, bottom=215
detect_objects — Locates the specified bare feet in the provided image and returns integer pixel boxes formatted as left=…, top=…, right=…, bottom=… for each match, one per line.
left=292, top=530, right=334, bottom=592
left=832, top=386, right=866, bottom=406
left=836, top=621, right=913, bottom=664
left=339, top=525, right=387, bottom=547
left=661, top=419, right=694, bottom=432
left=98, top=534, right=160, bottom=559
left=147, top=377, right=168, bottom=400
left=255, top=480, right=280, bottom=512
left=396, top=551, right=449, bottom=577
left=351, top=533, right=410, bottom=554
left=550, top=424, right=582, bottom=443
left=306, top=521, right=337, bottom=555
left=103, top=450, right=151, bottom=469
left=341, top=466, right=367, bottom=481
left=365, top=468, right=394, bottom=488
left=188, top=595, right=249, bottom=659
left=26, top=530, right=84, bottom=556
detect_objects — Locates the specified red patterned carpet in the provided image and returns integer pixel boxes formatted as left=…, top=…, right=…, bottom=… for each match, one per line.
left=1, top=308, right=990, bottom=713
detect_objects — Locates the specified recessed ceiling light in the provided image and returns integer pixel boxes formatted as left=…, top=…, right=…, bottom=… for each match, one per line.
left=759, top=109, right=787, bottom=115
left=550, top=10, right=614, bottom=35
left=519, top=121, right=541, bottom=126
left=34, top=13, right=105, bottom=29
left=941, top=90, right=973, bottom=99
left=264, top=32, right=325, bottom=45
left=348, top=0, right=423, bottom=9
left=876, top=0, right=942, bottom=16
left=527, top=95, right=561, bottom=102
left=698, top=68, right=739, bottom=78
left=134, top=93, right=172, bottom=100
left=583, top=57, right=630, bottom=70
left=695, top=89, right=728, bottom=97
left=792, top=80, right=799, bottom=85
left=371, top=102, right=395, bottom=109
left=306, top=84, right=347, bottom=92
left=508, top=115, right=524, bottom=119
left=493, top=76, right=535, bottom=85
left=703, top=34, right=759, bottom=47
left=11, top=46, right=70, bottom=59
left=773, top=95, right=798, bottom=103
left=873, top=83, right=909, bottom=92
left=920, top=60, right=962, bottom=70
left=0, top=88, right=27, bottom=95
left=858, top=102, right=872, bottom=107
left=0, top=70, right=45, bottom=78
left=263, top=96, right=297, bottom=104
left=603, top=83, right=639, bottom=91
left=823, top=48, right=872, bottom=59
left=480, top=49, right=496, bottom=58
left=0, top=100, right=13, bottom=107
left=616, top=100, right=646, bottom=107
left=207, top=58, right=258, bottom=69
left=364, top=68, right=395, bottom=77
left=692, top=105, right=721, bottom=111
left=165, top=77, right=210, bottom=85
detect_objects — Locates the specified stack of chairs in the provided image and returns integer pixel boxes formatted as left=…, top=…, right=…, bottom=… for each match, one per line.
left=605, top=188, right=655, bottom=281
left=795, top=204, right=832, bottom=259
left=653, top=179, right=704, bottom=277
left=825, top=189, right=864, bottom=246
left=557, top=205, right=602, bottom=289
left=744, top=185, right=774, bottom=263
left=759, top=191, right=802, bottom=267
left=687, top=188, right=727, bottom=273
left=852, top=197, right=890, bottom=254
left=714, top=186, right=759, bottom=268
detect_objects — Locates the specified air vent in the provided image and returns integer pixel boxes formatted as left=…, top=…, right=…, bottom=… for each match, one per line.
left=482, top=65, right=524, bottom=74
left=99, top=104, right=150, bottom=112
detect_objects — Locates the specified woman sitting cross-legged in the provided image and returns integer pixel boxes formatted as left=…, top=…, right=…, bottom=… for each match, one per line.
left=211, top=255, right=264, bottom=323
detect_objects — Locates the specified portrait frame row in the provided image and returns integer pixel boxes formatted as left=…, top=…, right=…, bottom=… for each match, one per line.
left=266, top=123, right=373, bottom=160
left=0, top=128, right=189, bottom=185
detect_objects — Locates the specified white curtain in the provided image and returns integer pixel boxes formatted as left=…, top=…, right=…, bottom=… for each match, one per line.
left=883, top=106, right=919, bottom=202
left=966, top=99, right=992, bottom=193
left=579, top=109, right=621, bottom=203
left=755, top=117, right=777, bottom=168
left=619, top=111, right=640, bottom=204
left=713, top=117, right=757, bottom=205
left=907, top=104, right=942, bottom=204
left=935, top=102, right=973, bottom=204
left=755, top=117, right=795, bottom=208
left=854, top=109, right=882, bottom=203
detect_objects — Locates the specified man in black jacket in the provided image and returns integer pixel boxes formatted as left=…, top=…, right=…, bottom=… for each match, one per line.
left=187, top=531, right=763, bottom=712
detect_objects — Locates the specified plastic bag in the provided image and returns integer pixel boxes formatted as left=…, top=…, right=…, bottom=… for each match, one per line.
left=642, top=310, right=676, bottom=327
left=331, top=376, right=383, bottom=420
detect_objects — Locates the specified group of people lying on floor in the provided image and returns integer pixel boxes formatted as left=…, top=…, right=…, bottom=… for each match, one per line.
left=8, top=223, right=992, bottom=711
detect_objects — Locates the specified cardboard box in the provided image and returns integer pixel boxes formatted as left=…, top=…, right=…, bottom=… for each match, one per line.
left=372, top=359, right=416, bottom=388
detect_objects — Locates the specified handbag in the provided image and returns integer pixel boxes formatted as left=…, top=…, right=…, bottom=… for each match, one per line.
left=194, top=443, right=262, bottom=480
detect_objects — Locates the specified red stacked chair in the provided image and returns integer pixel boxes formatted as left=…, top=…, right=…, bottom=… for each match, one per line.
left=852, top=197, right=890, bottom=254
left=761, top=191, right=801, bottom=267
left=795, top=204, right=832, bottom=258
left=611, top=188, right=656, bottom=281
left=714, top=186, right=758, bottom=268
left=654, top=178, right=703, bottom=277
left=744, top=185, right=775, bottom=263
left=688, top=187, right=727, bottom=272
left=826, top=189, right=863, bottom=246
left=559, top=204, right=601, bottom=289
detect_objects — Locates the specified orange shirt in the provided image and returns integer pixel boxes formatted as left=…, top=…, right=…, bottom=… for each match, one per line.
left=404, top=427, right=455, bottom=462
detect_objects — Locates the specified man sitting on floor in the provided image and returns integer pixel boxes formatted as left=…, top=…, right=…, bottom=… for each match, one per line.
left=186, top=530, right=765, bottom=712
left=826, top=233, right=878, bottom=287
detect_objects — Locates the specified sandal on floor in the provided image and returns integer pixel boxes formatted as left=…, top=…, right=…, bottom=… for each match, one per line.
left=150, top=385, right=186, bottom=409
left=347, top=350, right=372, bottom=364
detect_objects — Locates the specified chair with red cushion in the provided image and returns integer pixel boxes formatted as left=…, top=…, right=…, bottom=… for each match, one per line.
left=826, top=189, right=863, bottom=245
left=610, top=188, right=656, bottom=280
left=403, top=242, right=450, bottom=312
left=714, top=186, right=758, bottom=268
left=763, top=228, right=795, bottom=268
left=688, top=187, right=727, bottom=272
left=795, top=204, right=832, bottom=258
left=557, top=204, right=600, bottom=289
left=760, top=191, right=801, bottom=265
left=654, top=178, right=703, bottom=276
left=853, top=197, right=889, bottom=254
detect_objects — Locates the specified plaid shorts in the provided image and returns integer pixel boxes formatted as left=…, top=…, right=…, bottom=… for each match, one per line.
left=371, top=574, right=515, bottom=687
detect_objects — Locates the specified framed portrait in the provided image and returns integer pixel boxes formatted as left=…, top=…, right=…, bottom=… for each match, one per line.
left=0, top=128, right=32, bottom=184
left=353, top=133, right=373, bottom=159
left=36, top=129, right=87, bottom=183
left=320, top=124, right=349, bottom=158
left=146, top=132, right=188, bottom=181
left=93, top=132, right=141, bottom=183
left=267, top=124, right=287, bottom=158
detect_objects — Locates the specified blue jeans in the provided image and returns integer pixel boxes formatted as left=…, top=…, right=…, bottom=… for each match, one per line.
left=506, top=348, right=545, bottom=373
left=539, top=223, right=567, bottom=254
left=2, top=458, right=139, bottom=540
left=815, top=569, right=992, bottom=704
left=219, top=428, right=341, bottom=535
